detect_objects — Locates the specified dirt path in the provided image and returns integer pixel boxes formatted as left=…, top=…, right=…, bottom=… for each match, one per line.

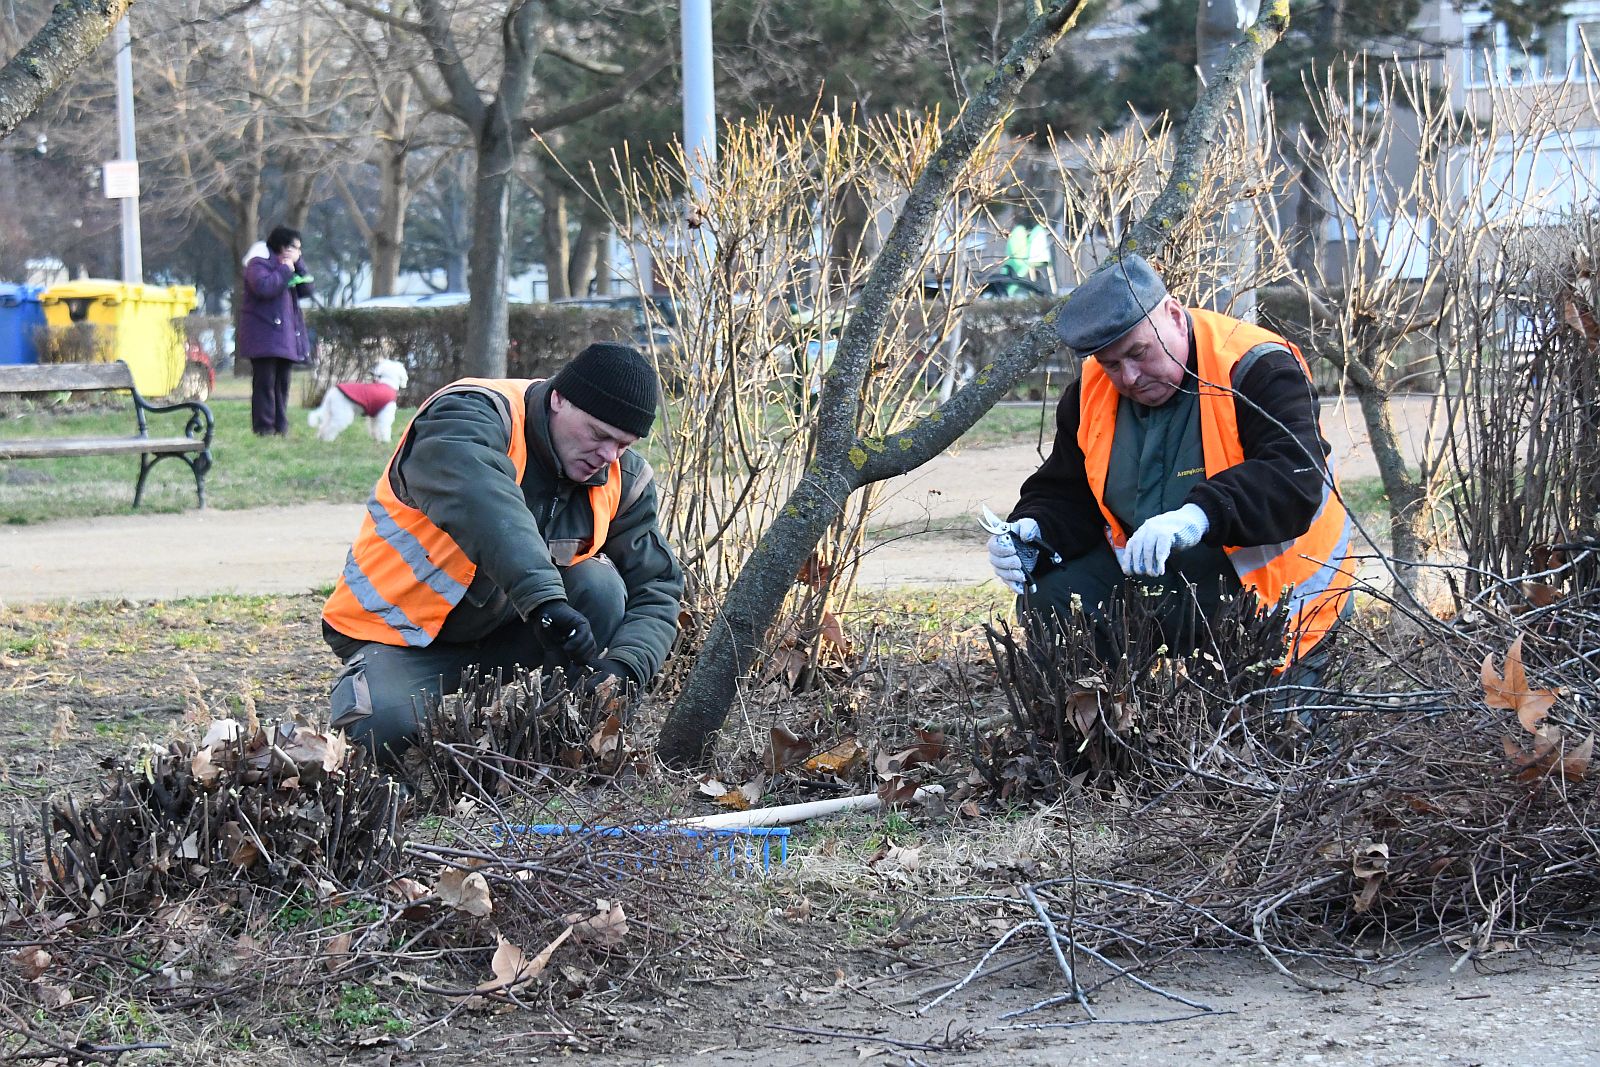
left=0, top=397, right=1431, bottom=605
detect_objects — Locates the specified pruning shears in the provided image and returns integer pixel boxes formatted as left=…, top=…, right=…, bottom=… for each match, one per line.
left=981, top=503, right=1061, bottom=595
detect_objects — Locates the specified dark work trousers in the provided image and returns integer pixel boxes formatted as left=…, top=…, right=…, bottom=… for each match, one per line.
left=329, top=555, right=629, bottom=764
left=250, top=357, right=295, bottom=435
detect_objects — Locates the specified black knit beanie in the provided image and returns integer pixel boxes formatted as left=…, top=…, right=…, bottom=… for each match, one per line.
left=548, top=342, right=658, bottom=437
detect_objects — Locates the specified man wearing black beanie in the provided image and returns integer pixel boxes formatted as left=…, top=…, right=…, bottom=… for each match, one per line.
left=321, top=341, right=684, bottom=763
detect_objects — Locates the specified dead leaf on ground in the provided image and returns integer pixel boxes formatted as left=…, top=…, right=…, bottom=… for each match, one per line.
left=437, top=869, right=493, bottom=918
left=323, top=931, right=353, bottom=973
left=588, top=714, right=623, bottom=760
left=48, top=707, right=75, bottom=749
left=873, top=730, right=948, bottom=777
left=805, top=737, right=866, bottom=778
left=562, top=900, right=629, bottom=950
left=1481, top=636, right=1558, bottom=733
left=11, top=946, right=50, bottom=980
left=221, top=821, right=262, bottom=869
left=765, top=725, right=813, bottom=775
left=478, top=928, right=570, bottom=994
left=819, top=609, right=852, bottom=659
left=868, top=844, right=922, bottom=874
left=876, top=775, right=920, bottom=807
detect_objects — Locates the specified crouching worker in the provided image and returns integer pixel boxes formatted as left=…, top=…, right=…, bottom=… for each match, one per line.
left=321, top=342, right=684, bottom=763
left=987, top=255, right=1354, bottom=688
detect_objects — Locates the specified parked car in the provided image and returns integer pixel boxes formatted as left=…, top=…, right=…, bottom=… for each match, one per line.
left=351, top=292, right=472, bottom=309
left=551, top=294, right=679, bottom=352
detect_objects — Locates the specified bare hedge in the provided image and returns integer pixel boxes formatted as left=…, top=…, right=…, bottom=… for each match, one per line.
left=302, top=304, right=636, bottom=405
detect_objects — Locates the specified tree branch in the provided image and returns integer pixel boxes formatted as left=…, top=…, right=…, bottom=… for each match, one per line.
left=857, top=1, right=1293, bottom=483
left=0, top=0, right=133, bottom=142
left=328, top=0, right=424, bottom=34
left=412, top=0, right=486, bottom=129
left=525, top=40, right=674, bottom=134
left=543, top=41, right=624, bottom=77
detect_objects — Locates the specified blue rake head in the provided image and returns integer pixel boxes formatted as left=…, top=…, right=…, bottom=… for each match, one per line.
left=495, top=823, right=791, bottom=874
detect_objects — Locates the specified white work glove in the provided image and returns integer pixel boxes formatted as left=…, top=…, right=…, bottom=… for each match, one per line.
left=1123, top=503, right=1210, bottom=578
left=988, top=517, right=1044, bottom=594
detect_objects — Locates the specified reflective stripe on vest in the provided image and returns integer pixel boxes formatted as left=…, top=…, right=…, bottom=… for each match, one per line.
left=322, top=378, right=623, bottom=648
left=1077, top=309, right=1355, bottom=662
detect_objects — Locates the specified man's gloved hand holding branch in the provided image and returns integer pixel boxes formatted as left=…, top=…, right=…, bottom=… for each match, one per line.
left=1123, top=503, right=1209, bottom=577
left=988, top=516, right=1045, bottom=594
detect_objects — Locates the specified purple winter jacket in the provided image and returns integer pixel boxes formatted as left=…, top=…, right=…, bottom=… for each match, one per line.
left=239, top=255, right=313, bottom=362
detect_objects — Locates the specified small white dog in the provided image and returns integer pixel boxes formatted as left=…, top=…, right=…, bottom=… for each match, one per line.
left=308, top=358, right=410, bottom=442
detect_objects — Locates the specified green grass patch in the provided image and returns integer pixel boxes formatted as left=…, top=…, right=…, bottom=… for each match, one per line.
left=950, top=400, right=1058, bottom=449
left=1338, top=475, right=1393, bottom=533
left=0, top=397, right=411, bottom=523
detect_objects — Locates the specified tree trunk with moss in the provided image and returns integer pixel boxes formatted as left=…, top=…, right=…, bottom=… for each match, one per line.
left=657, top=0, right=1294, bottom=767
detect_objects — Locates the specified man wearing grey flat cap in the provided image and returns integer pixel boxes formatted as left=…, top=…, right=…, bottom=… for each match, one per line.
left=987, top=255, right=1354, bottom=670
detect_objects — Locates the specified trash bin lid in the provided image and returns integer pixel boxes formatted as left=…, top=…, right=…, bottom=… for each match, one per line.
left=41, top=280, right=198, bottom=313
left=0, top=283, right=43, bottom=307
left=41, top=279, right=129, bottom=304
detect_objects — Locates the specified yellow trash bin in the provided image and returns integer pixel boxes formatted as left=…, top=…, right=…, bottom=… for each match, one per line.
left=39, top=281, right=199, bottom=397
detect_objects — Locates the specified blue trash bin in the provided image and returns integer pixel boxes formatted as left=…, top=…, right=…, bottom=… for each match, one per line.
left=0, top=284, right=45, bottom=365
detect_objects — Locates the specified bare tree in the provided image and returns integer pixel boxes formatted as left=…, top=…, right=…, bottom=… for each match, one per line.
left=335, top=0, right=672, bottom=374
left=655, top=0, right=1292, bottom=766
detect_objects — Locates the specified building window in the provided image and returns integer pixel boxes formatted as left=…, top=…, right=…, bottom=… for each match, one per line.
left=1463, top=6, right=1600, bottom=84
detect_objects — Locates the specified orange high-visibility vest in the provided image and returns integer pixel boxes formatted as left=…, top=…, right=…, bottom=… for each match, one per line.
left=322, top=378, right=622, bottom=648
left=1077, top=309, right=1355, bottom=662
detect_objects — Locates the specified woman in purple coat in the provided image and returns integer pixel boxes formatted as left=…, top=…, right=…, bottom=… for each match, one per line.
left=240, top=226, right=313, bottom=435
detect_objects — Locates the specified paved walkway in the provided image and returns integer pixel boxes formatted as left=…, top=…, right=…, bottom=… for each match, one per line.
left=0, top=397, right=1432, bottom=606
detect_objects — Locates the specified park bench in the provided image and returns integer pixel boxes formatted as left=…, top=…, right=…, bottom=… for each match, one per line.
left=0, top=361, right=214, bottom=509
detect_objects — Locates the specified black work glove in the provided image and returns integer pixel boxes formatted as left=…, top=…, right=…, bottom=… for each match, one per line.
left=580, top=658, right=635, bottom=696
left=536, top=601, right=597, bottom=664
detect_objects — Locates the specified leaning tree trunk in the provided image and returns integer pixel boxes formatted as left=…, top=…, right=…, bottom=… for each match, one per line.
left=656, top=0, right=1292, bottom=766
left=0, top=0, right=134, bottom=141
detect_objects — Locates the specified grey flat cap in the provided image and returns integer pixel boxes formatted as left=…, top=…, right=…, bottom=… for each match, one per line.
left=1056, top=255, right=1169, bottom=356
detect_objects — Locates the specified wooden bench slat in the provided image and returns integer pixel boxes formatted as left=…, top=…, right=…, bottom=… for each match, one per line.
left=0, top=362, right=136, bottom=393
left=0, top=437, right=204, bottom=460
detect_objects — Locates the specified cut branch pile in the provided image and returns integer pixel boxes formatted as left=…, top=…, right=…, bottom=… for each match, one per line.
left=957, top=575, right=1600, bottom=1010
left=974, top=589, right=1293, bottom=802
left=414, top=666, right=645, bottom=807
left=16, top=717, right=402, bottom=918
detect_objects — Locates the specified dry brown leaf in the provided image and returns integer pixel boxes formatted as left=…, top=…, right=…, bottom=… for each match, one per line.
left=796, top=552, right=834, bottom=592
left=805, top=738, right=865, bottom=777
left=819, top=609, right=852, bottom=659
left=1481, top=636, right=1558, bottom=733
left=869, top=845, right=922, bottom=874
left=11, top=946, right=50, bottom=980
left=1559, top=734, right=1594, bottom=781
left=479, top=928, right=570, bottom=993
left=437, top=869, right=493, bottom=918
left=697, top=776, right=729, bottom=798
left=221, top=822, right=262, bottom=869
left=48, top=707, right=75, bottom=749
left=34, top=981, right=73, bottom=1010
left=588, top=714, right=623, bottom=760
left=324, top=931, right=352, bottom=973
left=765, top=725, right=813, bottom=775
left=874, top=730, right=949, bottom=777
left=876, top=775, right=920, bottom=807
left=562, top=900, right=629, bottom=949
left=1522, top=582, right=1560, bottom=608
left=1067, top=691, right=1100, bottom=736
